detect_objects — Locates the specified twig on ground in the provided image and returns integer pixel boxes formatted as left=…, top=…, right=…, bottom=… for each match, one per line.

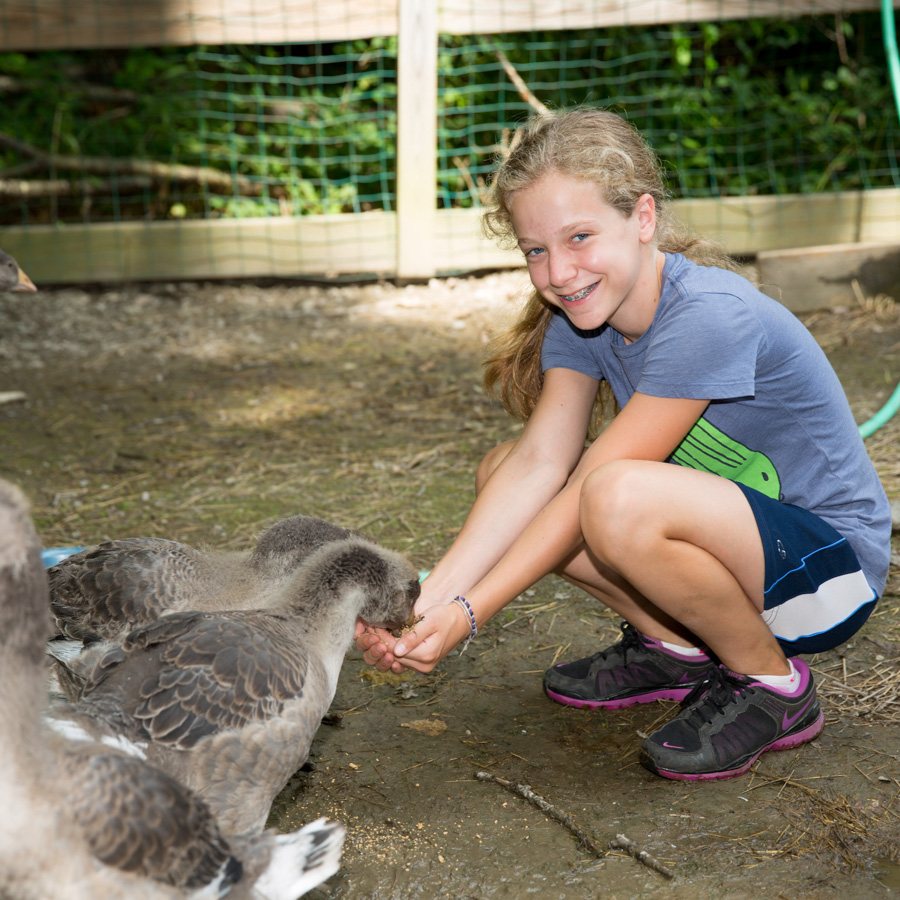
left=474, top=771, right=605, bottom=857
left=608, top=833, right=675, bottom=879
left=474, top=771, right=674, bottom=878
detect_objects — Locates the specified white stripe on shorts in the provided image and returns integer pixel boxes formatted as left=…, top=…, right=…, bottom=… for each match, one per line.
left=761, top=568, right=876, bottom=641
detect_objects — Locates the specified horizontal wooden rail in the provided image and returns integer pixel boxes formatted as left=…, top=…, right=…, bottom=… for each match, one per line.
left=0, top=0, right=881, bottom=50
left=2, top=188, right=897, bottom=284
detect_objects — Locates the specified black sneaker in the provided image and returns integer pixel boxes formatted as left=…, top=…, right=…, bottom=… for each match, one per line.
left=543, top=621, right=717, bottom=710
left=639, top=658, right=824, bottom=781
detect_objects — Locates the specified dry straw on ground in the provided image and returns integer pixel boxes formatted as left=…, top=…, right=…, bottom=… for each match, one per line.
left=812, top=649, right=900, bottom=725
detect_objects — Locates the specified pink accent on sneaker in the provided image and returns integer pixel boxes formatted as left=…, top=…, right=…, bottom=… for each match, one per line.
left=543, top=685, right=696, bottom=710
left=742, top=657, right=812, bottom=696
left=781, top=697, right=817, bottom=731
left=642, top=634, right=711, bottom=662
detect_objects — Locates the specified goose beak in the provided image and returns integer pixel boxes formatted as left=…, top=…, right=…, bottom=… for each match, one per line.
left=14, top=266, right=37, bottom=292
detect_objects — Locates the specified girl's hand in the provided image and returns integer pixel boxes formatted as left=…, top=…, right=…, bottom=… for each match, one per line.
left=392, top=602, right=470, bottom=673
left=354, top=621, right=404, bottom=673
left=354, top=602, right=470, bottom=675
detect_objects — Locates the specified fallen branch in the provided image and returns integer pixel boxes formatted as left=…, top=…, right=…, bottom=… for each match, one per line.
left=0, top=75, right=138, bottom=104
left=0, top=175, right=153, bottom=198
left=474, top=771, right=605, bottom=857
left=0, top=132, right=264, bottom=196
left=491, top=47, right=550, bottom=116
left=474, top=771, right=673, bottom=878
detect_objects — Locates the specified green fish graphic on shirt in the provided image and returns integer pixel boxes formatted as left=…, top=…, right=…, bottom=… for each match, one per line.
left=670, top=417, right=781, bottom=498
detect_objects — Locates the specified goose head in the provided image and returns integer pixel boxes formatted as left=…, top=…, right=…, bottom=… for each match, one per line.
left=250, top=514, right=360, bottom=576
left=291, top=537, right=420, bottom=631
left=0, top=250, right=37, bottom=293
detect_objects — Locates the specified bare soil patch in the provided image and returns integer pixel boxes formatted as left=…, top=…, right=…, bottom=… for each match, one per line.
left=2, top=269, right=899, bottom=898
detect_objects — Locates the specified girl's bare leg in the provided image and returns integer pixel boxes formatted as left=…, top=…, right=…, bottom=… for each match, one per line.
left=577, top=459, right=788, bottom=676
left=478, top=441, right=787, bottom=675
left=554, top=547, right=704, bottom=648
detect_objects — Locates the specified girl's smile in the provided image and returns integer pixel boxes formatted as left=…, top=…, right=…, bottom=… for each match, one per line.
left=561, top=281, right=599, bottom=303
left=508, top=170, right=661, bottom=340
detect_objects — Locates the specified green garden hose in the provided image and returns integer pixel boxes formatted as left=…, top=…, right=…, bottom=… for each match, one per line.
left=885, top=0, right=900, bottom=122
left=856, top=0, right=900, bottom=438
left=859, top=380, right=900, bottom=438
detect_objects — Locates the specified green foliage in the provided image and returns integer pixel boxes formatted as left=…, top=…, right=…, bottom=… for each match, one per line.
left=436, top=13, right=895, bottom=206
left=0, top=12, right=893, bottom=225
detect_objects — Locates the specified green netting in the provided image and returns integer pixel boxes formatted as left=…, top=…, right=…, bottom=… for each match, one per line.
left=437, top=15, right=898, bottom=210
left=0, top=6, right=896, bottom=267
left=0, top=41, right=398, bottom=224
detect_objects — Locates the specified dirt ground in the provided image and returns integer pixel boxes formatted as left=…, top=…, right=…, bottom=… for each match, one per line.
left=2, top=267, right=899, bottom=899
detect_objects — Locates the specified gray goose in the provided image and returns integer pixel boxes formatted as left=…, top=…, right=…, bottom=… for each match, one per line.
left=49, top=514, right=365, bottom=641
left=49, top=534, right=421, bottom=834
left=0, top=477, right=344, bottom=900
left=0, top=249, right=37, bottom=409
left=0, top=248, right=37, bottom=293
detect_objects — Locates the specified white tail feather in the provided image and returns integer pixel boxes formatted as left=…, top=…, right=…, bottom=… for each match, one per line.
left=253, top=818, right=345, bottom=900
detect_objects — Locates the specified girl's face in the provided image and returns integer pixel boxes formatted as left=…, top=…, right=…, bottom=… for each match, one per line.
left=508, top=170, right=660, bottom=340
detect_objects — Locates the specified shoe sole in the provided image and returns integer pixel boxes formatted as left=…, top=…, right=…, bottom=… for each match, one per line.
left=544, top=685, right=697, bottom=710
left=641, top=711, right=825, bottom=781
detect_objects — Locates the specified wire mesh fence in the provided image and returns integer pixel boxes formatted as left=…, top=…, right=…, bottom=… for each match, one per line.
left=437, top=17, right=898, bottom=207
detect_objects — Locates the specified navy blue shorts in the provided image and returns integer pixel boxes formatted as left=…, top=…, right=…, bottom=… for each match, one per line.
left=737, top=483, right=878, bottom=655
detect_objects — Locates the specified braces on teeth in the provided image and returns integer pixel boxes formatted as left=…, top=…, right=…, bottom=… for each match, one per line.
left=563, top=282, right=596, bottom=301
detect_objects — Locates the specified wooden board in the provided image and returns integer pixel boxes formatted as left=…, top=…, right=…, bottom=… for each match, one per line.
left=438, top=0, right=882, bottom=35
left=0, top=213, right=398, bottom=283
left=674, top=189, right=900, bottom=250
left=2, top=189, right=898, bottom=285
left=0, top=0, right=400, bottom=51
left=757, top=242, right=900, bottom=310
left=0, top=0, right=881, bottom=51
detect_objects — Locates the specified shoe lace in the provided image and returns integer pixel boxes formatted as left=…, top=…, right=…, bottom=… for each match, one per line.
left=680, top=666, right=749, bottom=726
left=599, top=621, right=643, bottom=663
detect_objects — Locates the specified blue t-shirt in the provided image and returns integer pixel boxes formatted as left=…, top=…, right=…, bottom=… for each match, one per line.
left=540, top=252, right=891, bottom=596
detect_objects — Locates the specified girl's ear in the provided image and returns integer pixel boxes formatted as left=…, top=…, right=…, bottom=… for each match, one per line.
left=636, top=193, right=657, bottom=244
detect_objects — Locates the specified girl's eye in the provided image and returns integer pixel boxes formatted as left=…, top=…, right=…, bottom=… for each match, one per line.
left=572, top=233, right=589, bottom=243
left=524, top=247, right=545, bottom=258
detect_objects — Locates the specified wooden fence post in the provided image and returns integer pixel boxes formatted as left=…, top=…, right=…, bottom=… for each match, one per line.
left=396, top=0, right=438, bottom=281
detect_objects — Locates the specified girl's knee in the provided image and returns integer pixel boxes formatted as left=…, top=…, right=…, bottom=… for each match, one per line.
left=580, top=461, right=650, bottom=549
left=475, top=439, right=517, bottom=494
left=581, top=459, right=639, bottom=510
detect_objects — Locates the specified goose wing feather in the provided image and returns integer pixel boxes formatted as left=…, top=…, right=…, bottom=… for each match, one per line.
left=86, top=611, right=309, bottom=748
left=48, top=539, right=204, bottom=640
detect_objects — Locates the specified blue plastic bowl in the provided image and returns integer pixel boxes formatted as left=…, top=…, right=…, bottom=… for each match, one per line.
left=41, top=546, right=86, bottom=567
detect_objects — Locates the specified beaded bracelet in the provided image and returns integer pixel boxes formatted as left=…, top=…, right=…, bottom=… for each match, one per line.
left=450, top=595, right=478, bottom=653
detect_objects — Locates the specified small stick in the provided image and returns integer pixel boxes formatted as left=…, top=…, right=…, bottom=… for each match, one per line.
left=474, top=771, right=674, bottom=878
left=474, top=771, right=605, bottom=858
left=608, top=834, right=675, bottom=879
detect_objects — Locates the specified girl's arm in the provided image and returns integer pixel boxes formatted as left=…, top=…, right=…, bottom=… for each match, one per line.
left=417, top=367, right=600, bottom=609
left=356, top=367, right=598, bottom=667
left=371, top=389, right=709, bottom=673
left=455, top=390, right=711, bottom=625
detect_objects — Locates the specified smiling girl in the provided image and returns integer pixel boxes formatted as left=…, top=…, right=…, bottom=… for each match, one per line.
left=355, top=107, right=891, bottom=781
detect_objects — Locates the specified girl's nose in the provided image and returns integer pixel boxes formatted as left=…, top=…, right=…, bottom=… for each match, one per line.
left=547, top=251, right=577, bottom=290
